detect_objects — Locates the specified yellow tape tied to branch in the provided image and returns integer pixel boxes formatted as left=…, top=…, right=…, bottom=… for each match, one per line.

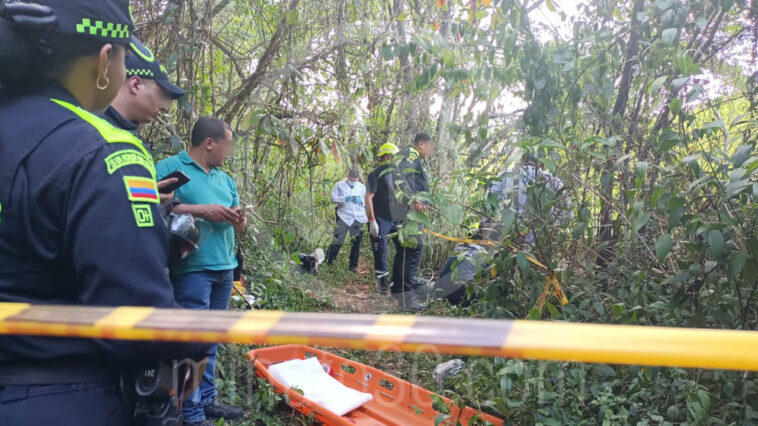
left=421, top=228, right=567, bottom=313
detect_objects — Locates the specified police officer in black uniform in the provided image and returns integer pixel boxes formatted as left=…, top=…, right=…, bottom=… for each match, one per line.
left=103, top=37, right=186, bottom=137
left=0, top=1, right=209, bottom=425
left=390, top=133, right=435, bottom=308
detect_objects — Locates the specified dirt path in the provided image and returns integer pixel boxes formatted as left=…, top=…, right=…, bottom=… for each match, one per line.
left=320, top=257, right=396, bottom=314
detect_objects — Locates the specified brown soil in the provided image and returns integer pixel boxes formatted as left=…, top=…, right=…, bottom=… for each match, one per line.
left=325, top=257, right=395, bottom=314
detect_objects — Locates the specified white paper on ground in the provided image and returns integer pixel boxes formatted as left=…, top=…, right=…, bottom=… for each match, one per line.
left=269, top=357, right=373, bottom=416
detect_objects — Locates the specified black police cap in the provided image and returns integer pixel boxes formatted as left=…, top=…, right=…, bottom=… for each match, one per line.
left=34, top=0, right=134, bottom=45
left=125, top=37, right=185, bottom=99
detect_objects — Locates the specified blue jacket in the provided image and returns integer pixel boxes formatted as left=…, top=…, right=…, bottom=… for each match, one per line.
left=0, top=83, right=208, bottom=363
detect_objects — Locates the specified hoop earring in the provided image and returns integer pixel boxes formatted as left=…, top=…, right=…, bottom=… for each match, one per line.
left=96, top=74, right=110, bottom=91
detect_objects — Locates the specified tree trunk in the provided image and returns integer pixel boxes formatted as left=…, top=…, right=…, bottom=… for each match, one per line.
left=595, top=0, right=644, bottom=269
left=216, top=0, right=301, bottom=122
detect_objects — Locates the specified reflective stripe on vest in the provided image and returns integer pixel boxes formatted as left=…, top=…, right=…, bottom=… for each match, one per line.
left=50, top=99, right=154, bottom=172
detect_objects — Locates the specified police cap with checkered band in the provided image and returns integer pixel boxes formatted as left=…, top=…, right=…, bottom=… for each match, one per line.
left=31, top=0, right=134, bottom=45
left=125, top=37, right=185, bottom=99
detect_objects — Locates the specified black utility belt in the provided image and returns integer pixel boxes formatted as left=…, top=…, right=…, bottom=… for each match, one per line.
left=0, top=358, right=117, bottom=385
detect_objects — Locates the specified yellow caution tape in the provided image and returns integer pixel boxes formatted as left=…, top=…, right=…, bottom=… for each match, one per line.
left=423, top=228, right=497, bottom=247
left=1, top=303, right=758, bottom=371
left=535, top=271, right=569, bottom=309
left=233, top=280, right=246, bottom=295
left=422, top=228, right=547, bottom=270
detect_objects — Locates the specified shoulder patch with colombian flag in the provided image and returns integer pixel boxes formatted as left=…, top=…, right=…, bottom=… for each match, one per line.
left=123, top=176, right=159, bottom=204
left=407, top=148, right=419, bottom=161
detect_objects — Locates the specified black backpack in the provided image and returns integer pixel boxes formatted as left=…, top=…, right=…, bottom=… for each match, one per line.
left=379, top=161, right=411, bottom=223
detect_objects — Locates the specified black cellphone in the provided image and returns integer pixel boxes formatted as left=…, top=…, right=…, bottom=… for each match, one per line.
left=159, top=170, right=190, bottom=193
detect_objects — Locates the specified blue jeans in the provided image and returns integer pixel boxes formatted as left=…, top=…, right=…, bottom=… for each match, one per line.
left=172, top=269, right=234, bottom=423
left=370, top=216, right=396, bottom=280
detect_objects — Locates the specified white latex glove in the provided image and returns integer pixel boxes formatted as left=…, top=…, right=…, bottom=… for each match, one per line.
left=369, top=221, right=379, bottom=238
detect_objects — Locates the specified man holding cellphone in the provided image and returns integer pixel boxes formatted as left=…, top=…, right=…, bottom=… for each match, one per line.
left=155, top=117, right=245, bottom=425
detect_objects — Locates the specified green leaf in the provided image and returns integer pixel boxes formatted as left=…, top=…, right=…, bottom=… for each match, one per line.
left=572, top=222, right=586, bottom=239
left=246, top=109, right=267, bottom=130
left=650, top=75, right=667, bottom=94
left=502, top=208, right=516, bottom=232
left=595, top=364, right=616, bottom=377
left=659, top=128, right=682, bottom=152
left=697, top=389, right=711, bottom=412
left=259, top=115, right=273, bottom=135
left=170, top=135, right=183, bottom=153
left=285, top=10, right=299, bottom=24
left=728, top=251, right=747, bottom=279
left=545, top=301, right=560, bottom=318
left=670, top=98, right=683, bottom=115
left=678, top=55, right=701, bottom=75
left=430, top=394, right=449, bottom=414
left=407, top=210, right=431, bottom=226
left=382, top=44, right=394, bottom=61
left=655, top=233, right=673, bottom=262
left=723, top=381, right=735, bottom=397
left=440, top=203, right=463, bottom=226
left=708, top=230, right=725, bottom=257
left=612, top=303, right=625, bottom=317
left=395, top=12, right=408, bottom=21
left=662, top=28, right=678, bottom=45
left=731, top=144, right=752, bottom=167
left=516, top=252, right=530, bottom=273
left=662, top=272, right=690, bottom=285
left=725, top=179, right=750, bottom=197
left=434, top=414, right=448, bottom=426
left=593, top=301, right=605, bottom=316
left=527, top=306, right=541, bottom=320
left=633, top=212, right=651, bottom=233
left=178, top=94, right=193, bottom=118
left=744, top=260, right=758, bottom=282
left=672, top=77, right=690, bottom=90
left=635, top=161, right=649, bottom=176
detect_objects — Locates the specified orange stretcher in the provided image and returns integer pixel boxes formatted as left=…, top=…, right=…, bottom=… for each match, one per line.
left=247, top=345, right=502, bottom=426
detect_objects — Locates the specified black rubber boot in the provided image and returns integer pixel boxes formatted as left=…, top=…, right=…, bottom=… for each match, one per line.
left=376, top=275, right=390, bottom=295
left=204, top=399, right=244, bottom=420
left=391, top=292, right=425, bottom=312
left=409, top=278, right=435, bottom=298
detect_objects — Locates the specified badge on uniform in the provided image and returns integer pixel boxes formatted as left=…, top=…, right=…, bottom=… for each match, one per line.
left=105, top=150, right=155, bottom=177
left=131, top=204, right=154, bottom=228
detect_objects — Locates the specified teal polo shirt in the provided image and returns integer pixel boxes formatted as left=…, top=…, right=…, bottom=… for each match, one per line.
left=156, top=150, right=239, bottom=274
